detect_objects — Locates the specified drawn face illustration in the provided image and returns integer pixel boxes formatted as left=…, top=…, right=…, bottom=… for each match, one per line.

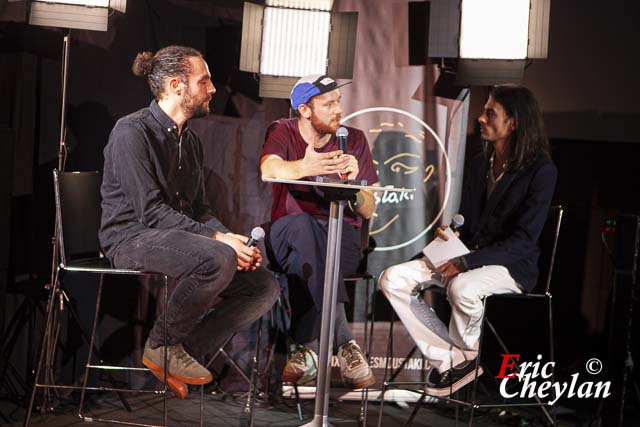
left=342, top=109, right=451, bottom=252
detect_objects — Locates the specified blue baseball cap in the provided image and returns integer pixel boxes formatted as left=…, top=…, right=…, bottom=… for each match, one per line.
left=290, top=75, right=351, bottom=110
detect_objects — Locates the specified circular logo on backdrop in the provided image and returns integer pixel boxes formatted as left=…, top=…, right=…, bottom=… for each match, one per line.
left=342, top=107, right=451, bottom=251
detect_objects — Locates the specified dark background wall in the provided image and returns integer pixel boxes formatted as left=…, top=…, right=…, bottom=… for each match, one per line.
left=1, top=0, right=639, bottom=421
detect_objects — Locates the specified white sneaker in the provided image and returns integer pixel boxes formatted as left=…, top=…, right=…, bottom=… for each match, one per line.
left=337, top=340, right=375, bottom=389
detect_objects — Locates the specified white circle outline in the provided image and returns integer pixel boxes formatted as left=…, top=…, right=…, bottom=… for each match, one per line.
left=341, top=107, right=452, bottom=251
left=585, top=358, right=602, bottom=375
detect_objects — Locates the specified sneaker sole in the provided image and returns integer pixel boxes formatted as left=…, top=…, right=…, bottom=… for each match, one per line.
left=342, top=372, right=376, bottom=390
left=282, top=369, right=317, bottom=385
left=145, top=363, right=189, bottom=400
left=142, top=356, right=213, bottom=385
left=424, top=366, right=484, bottom=397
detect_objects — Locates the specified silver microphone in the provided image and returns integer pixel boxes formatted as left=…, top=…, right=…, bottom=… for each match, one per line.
left=246, top=226, right=265, bottom=247
left=450, top=214, right=465, bottom=233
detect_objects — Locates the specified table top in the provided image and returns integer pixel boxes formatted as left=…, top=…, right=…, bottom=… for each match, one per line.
left=262, top=177, right=415, bottom=193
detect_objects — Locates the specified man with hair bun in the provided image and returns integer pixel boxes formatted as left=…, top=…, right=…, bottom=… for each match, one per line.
left=99, top=45, right=279, bottom=399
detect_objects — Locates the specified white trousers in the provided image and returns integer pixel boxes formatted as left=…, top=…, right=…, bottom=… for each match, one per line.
left=379, top=260, right=522, bottom=373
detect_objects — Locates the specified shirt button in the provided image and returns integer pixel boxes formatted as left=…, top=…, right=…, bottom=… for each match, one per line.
left=167, top=127, right=172, bottom=132
left=178, top=165, right=182, bottom=170
left=176, top=192, right=179, bottom=197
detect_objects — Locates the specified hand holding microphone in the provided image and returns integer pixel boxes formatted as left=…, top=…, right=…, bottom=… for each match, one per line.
left=244, top=226, right=264, bottom=270
left=435, top=214, right=464, bottom=241
left=336, top=127, right=359, bottom=180
left=216, top=227, right=264, bottom=270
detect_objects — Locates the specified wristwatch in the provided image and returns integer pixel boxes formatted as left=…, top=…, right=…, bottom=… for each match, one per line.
left=353, top=191, right=364, bottom=207
left=349, top=191, right=364, bottom=212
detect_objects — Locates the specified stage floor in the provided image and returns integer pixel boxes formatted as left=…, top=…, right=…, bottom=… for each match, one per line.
left=1, top=390, right=572, bottom=427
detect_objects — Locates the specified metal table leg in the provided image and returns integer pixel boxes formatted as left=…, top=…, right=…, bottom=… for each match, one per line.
left=301, top=201, right=345, bottom=427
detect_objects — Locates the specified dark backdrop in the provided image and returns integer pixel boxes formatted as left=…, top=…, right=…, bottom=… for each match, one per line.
left=1, top=0, right=639, bottom=420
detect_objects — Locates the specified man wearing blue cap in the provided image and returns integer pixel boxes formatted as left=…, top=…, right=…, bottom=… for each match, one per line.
left=260, top=75, right=378, bottom=389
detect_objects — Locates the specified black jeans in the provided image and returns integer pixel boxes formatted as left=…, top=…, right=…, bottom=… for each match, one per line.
left=111, top=226, right=279, bottom=362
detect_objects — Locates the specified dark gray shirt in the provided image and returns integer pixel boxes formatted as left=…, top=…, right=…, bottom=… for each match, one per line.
left=99, top=100, right=229, bottom=258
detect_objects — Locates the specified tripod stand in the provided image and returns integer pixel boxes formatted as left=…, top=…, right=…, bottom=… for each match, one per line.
left=594, top=214, right=640, bottom=426
left=0, top=280, right=48, bottom=403
left=25, top=31, right=131, bottom=419
left=24, top=29, right=71, bottom=415
left=3, top=33, right=72, bottom=411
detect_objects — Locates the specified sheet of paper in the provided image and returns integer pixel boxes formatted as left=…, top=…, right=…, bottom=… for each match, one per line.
left=422, top=227, right=470, bottom=269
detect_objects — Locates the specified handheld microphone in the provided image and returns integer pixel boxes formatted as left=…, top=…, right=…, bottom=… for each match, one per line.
left=336, top=126, right=349, bottom=180
left=246, top=226, right=265, bottom=247
left=450, top=214, right=464, bottom=233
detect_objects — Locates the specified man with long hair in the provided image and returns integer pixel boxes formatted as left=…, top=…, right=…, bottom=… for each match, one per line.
left=99, top=46, right=279, bottom=399
left=379, top=84, right=557, bottom=396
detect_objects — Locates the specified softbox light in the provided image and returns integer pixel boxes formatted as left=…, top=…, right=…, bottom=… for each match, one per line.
left=240, top=0, right=357, bottom=99
left=459, top=0, right=530, bottom=60
left=29, top=0, right=126, bottom=32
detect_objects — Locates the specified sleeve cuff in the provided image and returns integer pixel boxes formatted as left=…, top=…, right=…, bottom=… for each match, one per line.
left=459, top=255, right=470, bottom=271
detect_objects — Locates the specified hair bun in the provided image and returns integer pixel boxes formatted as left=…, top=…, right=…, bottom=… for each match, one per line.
left=132, top=51, right=154, bottom=77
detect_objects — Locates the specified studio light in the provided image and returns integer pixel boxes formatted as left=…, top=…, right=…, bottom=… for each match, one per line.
left=456, top=0, right=550, bottom=84
left=260, top=7, right=331, bottom=77
left=265, top=0, right=332, bottom=10
left=459, top=0, right=530, bottom=60
left=425, top=0, right=550, bottom=85
left=240, top=0, right=357, bottom=98
left=29, top=0, right=126, bottom=32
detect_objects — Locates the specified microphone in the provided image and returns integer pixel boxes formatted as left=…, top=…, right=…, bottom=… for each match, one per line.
left=336, top=126, right=349, bottom=180
left=450, top=214, right=464, bottom=233
left=246, top=226, right=265, bottom=247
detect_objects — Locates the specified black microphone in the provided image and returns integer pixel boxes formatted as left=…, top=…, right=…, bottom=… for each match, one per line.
left=450, top=214, right=464, bottom=233
left=336, top=126, right=349, bottom=180
left=246, top=226, right=265, bottom=247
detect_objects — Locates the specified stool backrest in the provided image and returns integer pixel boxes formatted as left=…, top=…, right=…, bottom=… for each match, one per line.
left=53, top=170, right=103, bottom=266
left=535, top=205, right=563, bottom=295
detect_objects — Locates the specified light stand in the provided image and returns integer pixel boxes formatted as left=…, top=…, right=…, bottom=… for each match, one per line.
left=20, top=29, right=71, bottom=417
left=596, top=215, right=640, bottom=426
left=26, top=2, right=127, bottom=416
left=1, top=33, right=72, bottom=411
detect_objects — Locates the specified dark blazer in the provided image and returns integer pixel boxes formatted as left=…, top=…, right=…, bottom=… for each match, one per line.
left=458, top=154, right=557, bottom=292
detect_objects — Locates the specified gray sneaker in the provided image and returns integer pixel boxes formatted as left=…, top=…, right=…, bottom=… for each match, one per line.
left=142, top=339, right=212, bottom=385
left=337, top=340, right=375, bottom=389
left=282, top=346, right=318, bottom=385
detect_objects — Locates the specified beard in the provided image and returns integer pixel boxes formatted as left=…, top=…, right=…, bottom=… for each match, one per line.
left=310, top=110, right=341, bottom=135
left=181, top=86, right=211, bottom=119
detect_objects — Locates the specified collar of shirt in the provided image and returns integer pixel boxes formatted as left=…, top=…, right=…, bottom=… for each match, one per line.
left=488, top=152, right=507, bottom=183
left=149, top=100, right=190, bottom=136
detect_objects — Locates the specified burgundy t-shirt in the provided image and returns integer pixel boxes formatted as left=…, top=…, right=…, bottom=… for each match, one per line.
left=261, top=118, right=378, bottom=228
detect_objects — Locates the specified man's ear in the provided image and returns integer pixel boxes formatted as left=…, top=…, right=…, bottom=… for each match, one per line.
left=298, top=104, right=311, bottom=119
left=168, top=78, right=182, bottom=95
